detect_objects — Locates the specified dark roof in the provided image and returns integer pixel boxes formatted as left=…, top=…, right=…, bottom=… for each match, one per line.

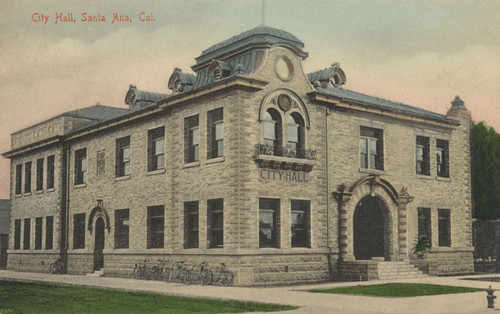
left=64, top=104, right=129, bottom=122
left=307, top=67, right=334, bottom=82
left=125, top=85, right=170, bottom=109
left=315, top=87, right=459, bottom=124
left=196, top=26, right=304, bottom=64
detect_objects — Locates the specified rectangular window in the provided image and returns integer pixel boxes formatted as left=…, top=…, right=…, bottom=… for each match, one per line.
left=184, top=115, right=199, bottom=163
left=73, top=213, right=86, bottom=249
left=24, top=161, right=32, bottom=193
left=360, top=127, right=383, bottom=170
left=438, top=209, right=451, bottom=247
left=436, top=139, right=449, bottom=177
left=46, top=155, right=55, bottom=189
left=23, top=218, right=30, bottom=250
left=36, top=158, right=44, bottom=191
left=14, top=219, right=21, bottom=250
left=74, top=148, right=87, bottom=185
left=35, top=217, right=43, bottom=250
left=15, top=164, right=22, bottom=195
left=207, top=108, right=224, bottom=159
left=417, top=207, right=431, bottom=246
left=416, top=136, right=430, bottom=175
left=114, top=209, right=129, bottom=249
left=115, top=136, right=131, bottom=177
left=45, top=216, right=54, bottom=250
left=291, top=200, right=310, bottom=248
left=147, top=206, right=164, bottom=249
left=259, top=198, right=280, bottom=248
left=184, top=201, right=199, bottom=248
left=148, top=127, right=165, bottom=171
left=208, top=199, right=223, bottom=248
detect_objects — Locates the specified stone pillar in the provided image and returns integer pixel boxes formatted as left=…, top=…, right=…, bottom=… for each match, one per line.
left=333, top=185, right=353, bottom=261
left=397, top=187, right=414, bottom=260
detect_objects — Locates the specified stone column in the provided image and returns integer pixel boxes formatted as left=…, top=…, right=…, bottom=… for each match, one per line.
left=333, top=186, right=353, bottom=261
left=397, top=187, right=414, bottom=261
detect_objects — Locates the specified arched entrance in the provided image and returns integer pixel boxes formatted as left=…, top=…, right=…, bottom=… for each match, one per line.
left=353, top=195, right=388, bottom=260
left=93, top=217, right=105, bottom=271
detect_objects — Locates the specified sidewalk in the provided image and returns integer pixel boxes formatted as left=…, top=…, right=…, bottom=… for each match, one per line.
left=1, top=270, right=500, bottom=313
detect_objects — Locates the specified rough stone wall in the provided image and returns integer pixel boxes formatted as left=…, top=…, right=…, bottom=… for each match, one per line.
left=5, top=41, right=474, bottom=282
left=338, top=260, right=378, bottom=281
left=327, top=106, right=473, bottom=273
left=101, top=253, right=329, bottom=286
left=412, top=250, right=474, bottom=275
left=67, top=113, right=172, bottom=271
left=7, top=252, right=59, bottom=273
left=7, top=146, right=64, bottom=271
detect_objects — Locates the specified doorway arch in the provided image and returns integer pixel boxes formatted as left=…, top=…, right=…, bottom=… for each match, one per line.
left=353, top=195, right=390, bottom=260
left=93, top=217, right=105, bottom=271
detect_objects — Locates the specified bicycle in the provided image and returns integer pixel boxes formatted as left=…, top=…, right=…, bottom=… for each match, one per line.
left=134, top=259, right=149, bottom=279
left=185, top=262, right=211, bottom=285
left=167, top=261, right=185, bottom=283
left=49, top=258, right=66, bottom=274
left=212, top=263, right=233, bottom=286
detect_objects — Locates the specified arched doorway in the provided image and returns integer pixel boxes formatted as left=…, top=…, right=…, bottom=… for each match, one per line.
left=94, top=217, right=105, bottom=271
left=353, top=195, right=388, bottom=260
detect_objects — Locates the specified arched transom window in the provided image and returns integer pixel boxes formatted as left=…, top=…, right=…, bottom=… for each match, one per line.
left=257, top=90, right=312, bottom=160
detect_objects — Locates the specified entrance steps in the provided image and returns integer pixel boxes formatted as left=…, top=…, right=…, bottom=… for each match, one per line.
left=86, top=269, right=104, bottom=277
left=377, top=261, right=427, bottom=280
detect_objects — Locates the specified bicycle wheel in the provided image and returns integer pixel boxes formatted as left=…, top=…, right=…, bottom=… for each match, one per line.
left=219, top=271, right=233, bottom=286
left=150, top=266, right=160, bottom=281
left=201, top=271, right=213, bottom=286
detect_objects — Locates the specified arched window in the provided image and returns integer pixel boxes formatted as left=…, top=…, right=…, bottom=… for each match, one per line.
left=263, top=109, right=282, bottom=154
left=286, top=113, right=305, bottom=157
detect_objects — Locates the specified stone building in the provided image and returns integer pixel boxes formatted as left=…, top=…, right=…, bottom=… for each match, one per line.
left=2, top=26, right=474, bottom=285
left=0, top=199, right=10, bottom=268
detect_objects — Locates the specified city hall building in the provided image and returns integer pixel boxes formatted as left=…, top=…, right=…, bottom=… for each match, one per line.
left=3, top=26, right=474, bottom=285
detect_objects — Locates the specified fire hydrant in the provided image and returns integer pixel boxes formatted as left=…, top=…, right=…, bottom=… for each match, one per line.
left=487, top=285, right=496, bottom=309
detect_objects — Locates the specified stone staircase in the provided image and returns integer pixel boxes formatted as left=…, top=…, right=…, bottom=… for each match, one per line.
left=377, top=261, right=427, bottom=280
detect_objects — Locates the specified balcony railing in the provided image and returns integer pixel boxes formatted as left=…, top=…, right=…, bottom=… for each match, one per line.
left=254, top=144, right=316, bottom=172
left=255, top=144, right=316, bottom=160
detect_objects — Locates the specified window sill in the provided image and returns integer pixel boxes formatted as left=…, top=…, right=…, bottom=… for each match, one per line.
left=24, top=192, right=32, bottom=196
left=35, top=190, right=44, bottom=194
left=46, top=188, right=55, bottom=193
left=436, top=176, right=451, bottom=182
left=147, top=168, right=166, bottom=176
left=183, top=161, right=200, bottom=169
left=115, top=175, right=131, bottom=182
left=74, top=183, right=87, bottom=189
left=358, top=168, right=384, bottom=175
left=205, top=156, right=225, bottom=165
left=416, top=174, right=432, bottom=180
left=15, top=194, right=22, bottom=198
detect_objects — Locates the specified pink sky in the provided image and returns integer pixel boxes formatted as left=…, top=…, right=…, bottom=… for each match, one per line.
left=0, top=0, right=499, bottom=199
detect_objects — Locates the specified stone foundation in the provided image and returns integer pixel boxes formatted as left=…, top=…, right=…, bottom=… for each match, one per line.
left=7, top=252, right=59, bottom=273
left=411, top=249, right=474, bottom=275
left=67, top=252, right=331, bottom=286
left=337, top=260, right=378, bottom=281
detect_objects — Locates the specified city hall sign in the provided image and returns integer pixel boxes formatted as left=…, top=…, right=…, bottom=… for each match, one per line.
left=259, top=169, right=308, bottom=183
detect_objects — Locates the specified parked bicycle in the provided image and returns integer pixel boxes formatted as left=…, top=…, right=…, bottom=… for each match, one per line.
left=185, top=262, right=212, bottom=285
left=134, top=259, right=150, bottom=279
left=212, top=263, right=233, bottom=286
left=49, top=258, right=66, bottom=274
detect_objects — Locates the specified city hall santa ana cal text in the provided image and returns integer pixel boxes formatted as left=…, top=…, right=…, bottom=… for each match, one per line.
left=3, top=26, right=474, bottom=285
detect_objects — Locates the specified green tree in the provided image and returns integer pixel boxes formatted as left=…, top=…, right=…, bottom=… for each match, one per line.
left=471, top=122, right=500, bottom=219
